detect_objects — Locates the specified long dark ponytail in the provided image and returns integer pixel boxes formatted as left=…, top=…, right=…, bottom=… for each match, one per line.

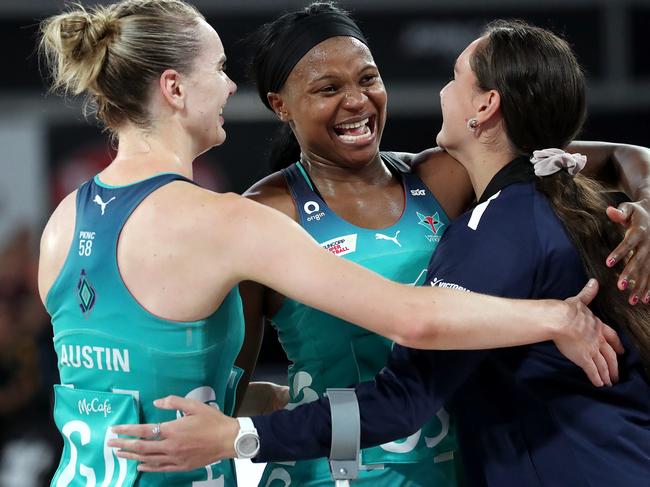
left=472, top=20, right=650, bottom=369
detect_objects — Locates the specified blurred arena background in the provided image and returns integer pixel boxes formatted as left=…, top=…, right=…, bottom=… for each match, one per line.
left=0, top=0, right=648, bottom=485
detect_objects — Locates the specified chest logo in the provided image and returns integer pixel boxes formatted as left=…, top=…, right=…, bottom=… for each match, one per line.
left=375, top=230, right=402, bottom=247
left=303, top=200, right=325, bottom=222
left=304, top=201, right=320, bottom=214
left=93, top=195, right=116, bottom=215
left=410, top=189, right=426, bottom=196
left=416, top=211, right=445, bottom=242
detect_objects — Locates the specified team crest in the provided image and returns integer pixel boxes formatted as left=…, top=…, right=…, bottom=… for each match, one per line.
left=417, top=211, right=444, bottom=234
left=77, top=269, right=97, bottom=316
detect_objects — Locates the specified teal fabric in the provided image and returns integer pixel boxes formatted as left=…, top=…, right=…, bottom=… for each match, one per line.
left=262, top=155, right=458, bottom=486
left=46, top=174, right=244, bottom=486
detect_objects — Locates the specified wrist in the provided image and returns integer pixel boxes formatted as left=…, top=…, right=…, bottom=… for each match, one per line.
left=233, top=417, right=260, bottom=459
left=539, top=299, right=568, bottom=342
left=222, top=416, right=239, bottom=459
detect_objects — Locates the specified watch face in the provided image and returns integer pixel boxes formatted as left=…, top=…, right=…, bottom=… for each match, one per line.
left=238, top=433, right=260, bottom=456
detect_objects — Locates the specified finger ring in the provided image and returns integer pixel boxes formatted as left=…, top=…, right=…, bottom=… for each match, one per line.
left=628, top=279, right=636, bottom=289
left=151, top=423, right=162, bottom=441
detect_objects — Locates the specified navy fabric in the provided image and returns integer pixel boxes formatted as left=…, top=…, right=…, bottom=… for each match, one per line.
left=252, top=159, right=650, bottom=486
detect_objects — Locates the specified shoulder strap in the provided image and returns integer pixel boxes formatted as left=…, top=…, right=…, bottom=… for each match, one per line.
left=380, top=151, right=410, bottom=174
left=281, top=163, right=328, bottom=227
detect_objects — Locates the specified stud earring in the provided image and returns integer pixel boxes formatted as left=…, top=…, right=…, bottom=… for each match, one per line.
left=467, top=118, right=479, bottom=132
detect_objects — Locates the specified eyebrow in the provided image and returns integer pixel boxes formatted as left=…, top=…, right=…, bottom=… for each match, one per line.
left=308, top=63, right=377, bottom=85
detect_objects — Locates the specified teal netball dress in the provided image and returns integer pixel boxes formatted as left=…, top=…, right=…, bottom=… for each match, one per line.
left=46, top=174, right=244, bottom=486
left=259, top=154, right=458, bottom=487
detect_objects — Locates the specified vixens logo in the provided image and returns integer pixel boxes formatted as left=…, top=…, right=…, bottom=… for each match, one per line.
left=416, top=211, right=444, bottom=235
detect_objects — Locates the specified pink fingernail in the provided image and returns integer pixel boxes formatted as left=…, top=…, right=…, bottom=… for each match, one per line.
left=620, top=279, right=628, bottom=290
left=606, top=257, right=616, bottom=267
left=631, top=295, right=639, bottom=305
left=643, top=294, right=650, bottom=304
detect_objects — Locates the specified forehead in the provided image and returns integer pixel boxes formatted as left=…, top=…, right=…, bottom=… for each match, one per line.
left=197, top=19, right=225, bottom=58
left=456, top=36, right=485, bottom=68
left=290, top=36, right=375, bottom=81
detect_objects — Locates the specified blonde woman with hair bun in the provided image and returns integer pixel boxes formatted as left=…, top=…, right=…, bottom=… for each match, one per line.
left=39, top=1, right=623, bottom=485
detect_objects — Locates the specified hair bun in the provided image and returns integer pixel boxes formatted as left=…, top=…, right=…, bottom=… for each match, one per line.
left=61, top=7, right=120, bottom=61
left=40, top=5, right=120, bottom=96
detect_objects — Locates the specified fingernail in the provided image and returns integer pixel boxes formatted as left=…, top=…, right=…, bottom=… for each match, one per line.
left=153, top=399, right=161, bottom=406
left=606, top=257, right=616, bottom=267
left=643, top=294, right=650, bottom=304
left=620, top=279, right=628, bottom=290
left=631, top=295, right=639, bottom=305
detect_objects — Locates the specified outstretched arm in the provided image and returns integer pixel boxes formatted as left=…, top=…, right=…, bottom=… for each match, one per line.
left=224, top=197, right=611, bottom=354
left=109, top=281, right=619, bottom=470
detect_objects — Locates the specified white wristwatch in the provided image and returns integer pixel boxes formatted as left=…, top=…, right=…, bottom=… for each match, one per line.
left=234, top=417, right=260, bottom=459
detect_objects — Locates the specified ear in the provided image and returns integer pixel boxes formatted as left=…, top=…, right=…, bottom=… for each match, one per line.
left=474, top=89, right=501, bottom=125
left=159, top=69, right=185, bottom=110
left=267, top=92, right=290, bottom=121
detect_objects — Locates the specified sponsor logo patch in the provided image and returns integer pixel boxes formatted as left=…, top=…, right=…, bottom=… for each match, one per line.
left=320, top=234, right=358, bottom=256
left=304, top=200, right=325, bottom=222
left=430, top=277, right=470, bottom=292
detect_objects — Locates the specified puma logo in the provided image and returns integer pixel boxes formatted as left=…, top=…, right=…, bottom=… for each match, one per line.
left=93, top=195, right=116, bottom=215
left=375, top=230, right=401, bottom=247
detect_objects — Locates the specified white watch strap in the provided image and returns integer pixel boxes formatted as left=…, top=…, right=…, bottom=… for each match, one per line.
left=237, top=417, right=256, bottom=432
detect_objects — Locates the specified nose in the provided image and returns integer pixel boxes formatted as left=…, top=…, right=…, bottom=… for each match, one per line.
left=342, top=86, right=366, bottom=110
left=440, top=80, right=451, bottom=98
left=227, top=74, right=237, bottom=96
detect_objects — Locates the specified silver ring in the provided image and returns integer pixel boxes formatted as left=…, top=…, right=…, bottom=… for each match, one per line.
left=151, top=423, right=162, bottom=441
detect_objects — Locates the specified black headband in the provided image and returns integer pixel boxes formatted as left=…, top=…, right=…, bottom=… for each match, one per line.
left=260, top=12, right=368, bottom=108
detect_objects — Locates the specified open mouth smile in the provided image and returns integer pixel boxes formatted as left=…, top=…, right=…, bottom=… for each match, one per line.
left=333, top=115, right=376, bottom=144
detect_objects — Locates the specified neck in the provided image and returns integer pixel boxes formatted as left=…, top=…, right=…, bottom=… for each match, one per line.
left=451, top=144, right=519, bottom=200
left=108, top=123, right=196, bottom=181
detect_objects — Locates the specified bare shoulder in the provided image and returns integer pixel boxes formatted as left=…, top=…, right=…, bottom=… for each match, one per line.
left=243, top=171, right=297, bottom=221
left=413, top=147, right=474, bottom=219
left=142, top=181, right=291, bottom=246
left=38, top=190, right=78, bottom=302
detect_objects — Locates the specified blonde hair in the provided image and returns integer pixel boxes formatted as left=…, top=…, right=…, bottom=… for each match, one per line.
left=39, top=0, right=205, bottom=131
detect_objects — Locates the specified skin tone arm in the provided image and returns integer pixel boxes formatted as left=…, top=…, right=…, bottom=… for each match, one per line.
left=110, top=280, right=621, bottom=471
left=213, top=196, right=620, bottom=356
left=399, top=142, right=650, bottom=302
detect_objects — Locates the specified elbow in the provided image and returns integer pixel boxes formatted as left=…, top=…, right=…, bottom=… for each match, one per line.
left=391, top=306, right=439, bottom=349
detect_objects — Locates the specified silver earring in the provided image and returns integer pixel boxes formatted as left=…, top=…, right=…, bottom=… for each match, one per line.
left=467, top=118, right=479, bottom=132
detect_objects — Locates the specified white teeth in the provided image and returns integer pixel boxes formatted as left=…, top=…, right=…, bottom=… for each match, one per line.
left=337, top=125, right=372, bottom=143
left=335, top=117, right=369, bottom=130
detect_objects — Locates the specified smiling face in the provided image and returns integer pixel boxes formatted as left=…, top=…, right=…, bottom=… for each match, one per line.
left=275, top=36, right=387, bottom=168
left=183, top=20, right=237, bottom=154
left=436, top=37, right=485, bottom=153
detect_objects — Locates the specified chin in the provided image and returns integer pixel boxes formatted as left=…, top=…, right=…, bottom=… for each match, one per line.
left=435, top=131, right=446, bottom=149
